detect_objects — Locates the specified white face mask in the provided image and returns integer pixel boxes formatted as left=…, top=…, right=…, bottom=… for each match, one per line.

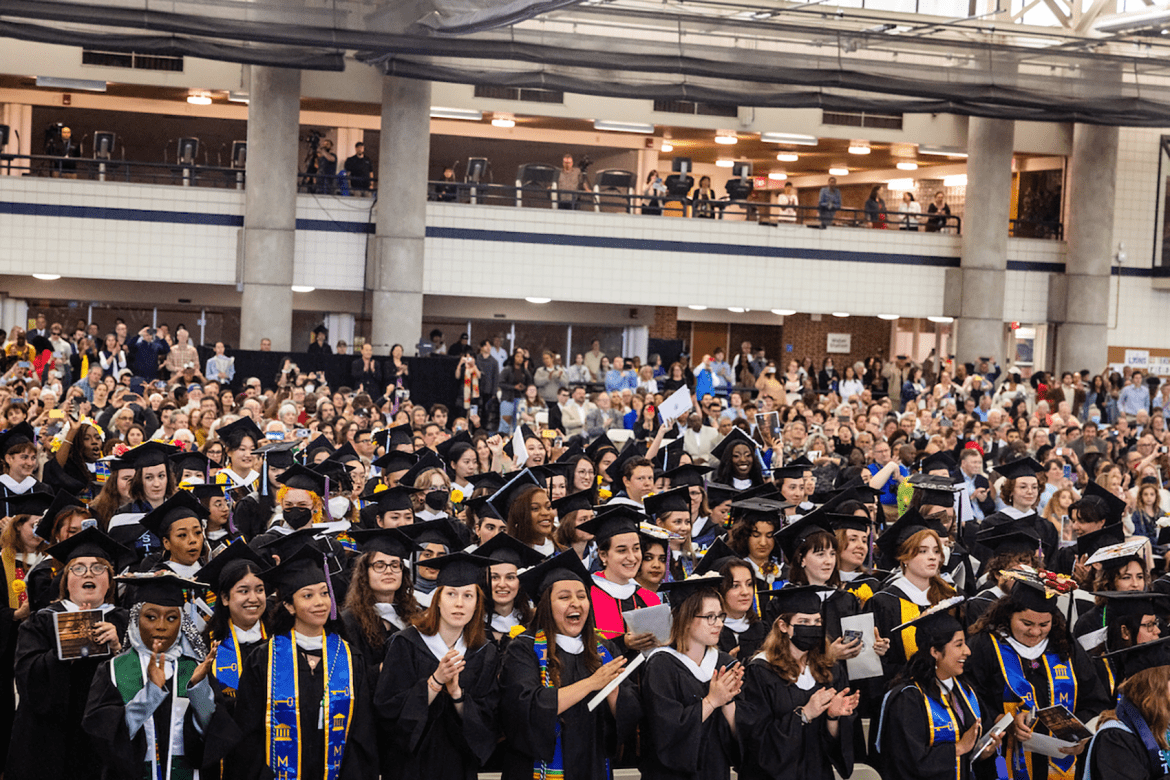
left=328, top=496, right=351, bottom=518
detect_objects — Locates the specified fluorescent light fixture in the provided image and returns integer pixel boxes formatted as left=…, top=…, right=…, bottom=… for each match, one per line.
left=848, top=143, right=871, bottom=155
left=943, top=174, right=968, bottom=187
left=431, top=107, right=483, bottom=121
left=32, top=273, right=61, bottom=281
left=777, top=153, right=799, bottom=162
left=491, top=114, right=516, bottom=128
left=35, top=76, right=106, bottom=92
left=687, top=305, right=708, bottom=310
left=927, top=315, right=954, bottom=324
left=896, top=161, right=919, bottom=171
left=715, top=159, right=735, bottom=168
left=525, top=297, right=552, bottom=304
left=186, top=93, right=212, bottom=106
left=661, top=142, right=674, bottom=153
left=886, top=178, right=915, bottom=191
left=829, top=167, right=849, bottom=176
left=1015, top=327, right=1037, bottom=339
left=877, top=314, right=900, bottom=320
left=715, top=131, right=738, bottom=145
left=728, top=307, right=746, bottom=313
left=1094, top=7, right=1170, bottom=34
left=228, top=91, right=250, bottom=104
left=919, top=145, right=968, bottom=158
left=594, top=120, right=655, bottom=134
left=771, top=309, right=796, bottom=316
left=768, top=172, right=787, bottom=181
left=760, top=132, right=818, bottom=146
left=290, top=285, right=315, bottom=293
left=832, top=312, right=851, bottom=318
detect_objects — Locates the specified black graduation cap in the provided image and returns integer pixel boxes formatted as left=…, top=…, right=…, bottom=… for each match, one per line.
left=1085, top=481, right=1128, bottom=526
left=555, top=441, right=586, bottom=464
left=474, top=532, right=547, bottom=568
left=693, top=537, right=743, bottom=576
left=120, top=440, right=181, bottom=469
left=728, top=497, right=789, bottom=524
left=465, top=494, right=505, bottom=521
left=643, top=486, right=692, bottom=518
left=256, top=440, right=300, bottom=469
left=826, top=512, right=872, bottom=534
left=1076, top=525, right=1127, bottom=559
left=875, top=508, right=946, bottom=562
left=117, top=572, right=208, bottom=607
left=517, top=550, right=593, bottom=602
left=255, top=527, right=329, bottom=564
left=372, top=484, right=424, bottom=513
left=821, top=481, right=882, bottom=513
left=33, top=491, right=83, bottom=541
left=551, top=490, right=594, bottom=519
left=604, top=441, right=642, bottom=484
left=217, top=417, right=264, bottom=450
left=198, top=539, right=268, bottom=595
left=736, top=482, right=782, bottom=501
left=1001, top=571, right=1062, bottom=615
left=487, top=468, right=543, bottom=519
left=184, top=482, right=227, bottom=504
left=921, top=451, right=958, bottom=474
left=531, top=462, right=571, bottom=486
left=907, top=472, right=962, bottom=507
left=710, top=428, right=758, bottom=463
left=663, top=464, right=711, bottom=489
left=399, top=449, right=444, bottom=489
left=372, top=424, right=414, bottom=452
left=1103, top=636, right=1170, bottom=678
left=658, top=436, right=687, bottom=471
left=584, top=434, right=619, bottom=461
left=0, top=422, right=35, bottom=457
left=45, top=526, right=129, bottom=564
left=993, top=456, right=1044, bottom=481
left=891, top=596, right=966, bottom=645
left=705, top=483, right=738, bottom=509
left=1095, top=591, right=1170, bottom=621
left=772, top=465, right=807, bottom=483
left=349, top=527, right=417, bottom=559
left=773, top=509, right=836, bottom=562
left=169, top=449, right=213, bottom=478
left=372, top=450, right=417, bottom=474
left=976, top=525, right=1042, bottom=557
left=658, top=573, right=725, bottom=607
left=787, top=454, right=814, bottom=470
left=402, top=519, right=462, bottom=551
left=467, top=471, right=507, bottom=493
left=436, top=430, right=473, bottom=463
left=577, top=504, right=646, bottom=545
left=424, top=552, right=494, bottom=588
left=326, top=442, right=362, bottom=467
left=260, top=544, right=329, bottom=599
left=277, top=464, right=329, bottom=497
left=312, top=460, right=352, bottom=494
left=302, top=435, right=336, bottom=463
left=757, top=585, right=833, bottom=616
left=138, top=490, right=210, bottom=540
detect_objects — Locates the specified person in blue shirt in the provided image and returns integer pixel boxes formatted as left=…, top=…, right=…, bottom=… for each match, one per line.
left=708, top=347, right=734, bottom=398
left=604, top=356, right=637, bottom=393
left=866, top=439, right=909, bottom=523
left=1118, top=370, right=1151, bottom=421
left=130, top=327, right=169, bottom=380
left=818, top=176, right=842, bottom=228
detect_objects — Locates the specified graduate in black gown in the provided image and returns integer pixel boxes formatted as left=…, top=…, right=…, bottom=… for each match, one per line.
left=1087, top=592, right=1170, bottom=698
left=228, top=440, right=297, bottom=541
left=200, top=540, right=271, bottom=697
left=830, top=507, right=884, bottom=607
left=1083, top=642, right=1170, bottom=780
left=977, top=457, right=1059, bottom=566
left=374, top=552, right=501, bottom=780
left=7, top=527, right=129, bottom=780
left=639, top=574, right=743, bottom=780
left=964, top=526, right=1042, bottom=630
left=21, top=490, right=87, bottom=611
left=0, top=423, right=50, bottom=515
left=498, top=550, right=641, bottom=780
left=230, top=545, right=376, bottom=780
left=735, top=586, right=859, bottom=780
left=906, top=472, right=977, bottom=597
left=875, top=598, right=1004, bottom=780
left=475, top=532, right=543, bottom=647
left=82, top=573, right=227, bottom=780
left=695, top=539, right=767, bottom=660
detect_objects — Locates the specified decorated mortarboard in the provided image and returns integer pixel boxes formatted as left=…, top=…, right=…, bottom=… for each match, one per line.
left=349, top=527, right=418, bottom=559
left=370, top=484, right=423, bottom=513
left=1000, top=570, right=1071, bottom=615
left=577, top=504, right=646, bottom=544
left=372, top=424, right=414, bottom=452
left=401, top=518, right=463, bottom=550
left=487, top=468, right=543, bottom=519
left=120, top=440, right=181, bottom=469
left=875, top=508, right=947, bottom=561
left=169, top=449, right=213, bottom=479
left=907, top=472, right=962, bottom=507
left=975, top=525, right=1042, bottom=557
left=465, top=494, right=505, bottom=521
left=216, top=417, right=264, bottom=450
left=643, top=486, right=692, bottom=518
left=517, top=549, right=592, bottom=601
left=198, top=539, right=268, bottom=594
left=693, top=538, right=743, bottom=576
left=604, top=441, right=643, bottom=484
left=756, top=584, right=833, bottom=616
left=992, top=456, right=1044, bottom=481
left=658, top=572, right=725, bottom=607
left=138, top=490, right=210, bottom=540
left=277, top=464, right=330, bottom=497
left=326, top=442, right=362, bottom=466
left=474, top=532, right=547, bottom=568
left=891, top=595, right=966, bottom=643
left=33, top=491, right=84, bottom=541
left=45, top=525, right=129, bottom=564
left=399, top=449, right=444, bottom=488
left=551, top=490, right=594, bottom=518
left=117, top=572, right=208, bottom=607
left=1084, top=537, right=1148, bottom=568
left=662, top=463, right=712, bottom=489
left=638, top=521, right=672, bottom=548
left=920, top=451, right=958, bottom=474
left=710, top=428, right=758, bottom=463
left=1103, top=636, right=1170, bottom=678
left=423, top=551, right=494, bottom=588
left=259, top=544, right=332, bottom=604
left=1084, top=481, right=1129, bottom=526
left=0, top=422, right=35, bottom=456
left=1074, top=524, right=1125, bottom=559
left=584, top=433, right=620, bottom=461
left=705, top=483, right=739, bottom=508
left=773, top=509, right=836, bottom=562
left=372, top=450, right=417, bottom=474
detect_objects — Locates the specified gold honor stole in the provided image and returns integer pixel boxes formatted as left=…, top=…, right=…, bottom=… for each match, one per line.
left=266, top=631, right=354, bottom=780
left=898, top=597, right=922, bottom=659
left=990, top=635, right=1078, bottom=780
left=918, top=680, right=982, bottom=780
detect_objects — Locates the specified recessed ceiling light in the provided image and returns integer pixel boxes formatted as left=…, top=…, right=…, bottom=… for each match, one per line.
left=832, top=312, right=851, bottom=318
left=768, top=172, right=787, bottom=181
left=777, top=153, right=799, bottom=162
left=896, top=161, right=919, bottom=171
left=760, top=132, right=818, bottom=146
left=290, top=285, right=315, bottom=293
left=927, top=315, right=955, bottom=323
left=186, top=93, right=212, bottom=106
left=594, top=120, right=655, bottom=134
left=687, top=305, right=708, bottom=310
left=829, top=167, right=849, bottom=176
left=525, top=297, right=552, bottom=304
left=430, top=107, right=483, bottom=121
left=32, top=273, right=61, bottom=281
left=771, top=309, right=796, bottom=316
left=491, top=114, right=516, bottom=128
left=848, top=143, right=871, bottom=155
left=661, top=142, right=674, bottom=153
left=877, top=314, right=900, bottom=320
left=715, top=159, right=735, bottom=168
left=715, top=132, right=738, bottom=145
left=728, top=307, right=746, bottom=313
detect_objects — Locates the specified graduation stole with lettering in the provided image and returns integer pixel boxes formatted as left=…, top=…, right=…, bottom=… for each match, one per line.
left=990, top=635, right=1078, bottom=780
left=266, top=632, right=354, bottom=780
left=917, top=680, right=981, bottom=780
left=531, top=630, right=613, bottom=780
left=213, top=622, right=267, bottom=693
left=112, top=651, right=197, bottom=780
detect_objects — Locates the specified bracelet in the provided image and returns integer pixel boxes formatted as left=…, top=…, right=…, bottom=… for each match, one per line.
left=450, top=690, right=465, bottom=703
left=827, top=715, right=840, bottom=721
left=795, top=706, right=810, bottom=725
left=60, top=440, right=71, bottom=447
left=427, top=675, right=443, bottom=692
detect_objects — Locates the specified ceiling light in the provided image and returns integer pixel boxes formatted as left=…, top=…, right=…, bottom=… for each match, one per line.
left=430, top=107, right=483, bottom=121
left=771, top=309, right=797, bottom=316
left=1093, top=7, right=1170, bottom=34
left=228, top=91, right=250, bottom=104
left=943, top=174, right=968, bottom=187
left=715, top=159, right=735, bottom=168
left=687, top=305, right=708, bottom=310
left=777, top=153, right=799, bottom=162
left=877, top=314, right=900, bottom=320
left=886, top=178, right=915, bottom=191
left=32, top=273, right=61, bottom=281
left=848, top=143, right=871, bottom=155
left=829, top=167, right=849, bottom=176
left=594, top=120, right=655, bottom=134
left=919, top=145, right=968, bottom=158
left=897, top=161, right=919, bottom=171
left=660, top=142, right=674, bottom=153
left=35, top=76, right=106, bottom=92
left=760, top=132, right=818, bottom=146
left=290, top=285, right=315, bottom=293
left=768, top=172, right=787, bottom=181
left=525, top=297, right=552, bottom=304
left=728, top=307, right=746, bottom=313
left=715, top=131, right=738, bottom=145
left=186, top=93, right=212, bottom=106
left=927, top=315, right=954, bottom=324
left=832, top=312, right=851, bottom=318
left=491, top=114, right=516, bottom=128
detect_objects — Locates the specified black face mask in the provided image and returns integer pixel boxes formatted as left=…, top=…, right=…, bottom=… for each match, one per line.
left=284, top=506, right=313, bottom=529
left=790, top=624, right=826, bottom=652
left=425, top=490, right=449, bottom=511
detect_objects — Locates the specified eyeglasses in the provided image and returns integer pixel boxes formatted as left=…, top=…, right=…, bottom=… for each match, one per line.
left=68, top=563, right=110, bottom=577
left=695, top=612, right=727, bottom=626
left=1141, top=619, right=1162, bottom=633
left=369, top=560, right=402, bottom=574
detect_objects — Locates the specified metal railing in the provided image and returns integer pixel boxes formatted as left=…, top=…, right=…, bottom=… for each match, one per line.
left=0, top=152, right=247, bottom=188
left=1010, top=218, right=1063, bottom=240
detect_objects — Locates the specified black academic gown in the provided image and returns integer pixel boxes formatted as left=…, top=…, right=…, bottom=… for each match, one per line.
left=229, top=635, right=377, bottom=780
left=876, top=678, right=997, bottom=780
left=1086, top=724, right=1163, bottom=780
left=981, top=509, right=1058, bottom=566
left=200, top=630, right=265, bottom=780
left=7, top=603, right=129, bottom=780
left=638, top=648, right=740, bottom=780
left=964, top=587, right=1004, bottom=630
left=374, top=626, right=500, bottom=780
left=232, top=491, right=275, bottom=542
left=339, top=608, right=404, bottom=779
left=718, top=621, right=768, bottom=661
left=498, top=631, right=640, bottom=780
left=23, top=557, right=62, bottom=612
left=735, top=656, right=855, bottom=780
left=0, top=480, right=51, bottom=516
left=869, top=583, right=933, bottom=672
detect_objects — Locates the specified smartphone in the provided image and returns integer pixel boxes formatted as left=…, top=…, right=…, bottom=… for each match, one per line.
left=265, top=431, right=285, bottom=441
left=49, top=409, right=65, bottom=419
left=17, top=362, right=31, bottom=369
left=295, top=428, right=312, bottom=439
left=1063, top=464, right=1072, bottom=480
left=842, top=630, right=864, bottom=644
left=469, top=404, right=478, bottom=418
left=541, top=429, right=557, bottom=439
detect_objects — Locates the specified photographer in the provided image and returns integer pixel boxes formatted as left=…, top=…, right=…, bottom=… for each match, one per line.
left=314, top=138, right=337, bottom=194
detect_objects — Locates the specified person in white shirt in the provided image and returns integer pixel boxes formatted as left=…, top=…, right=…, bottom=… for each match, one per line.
left=565, top=354, right=591, bottom=384
left=489, top=335, right=508, bottom=371
left=775, top=181, right=798, bottom=223
left=896, top=191, right=922, bottom=231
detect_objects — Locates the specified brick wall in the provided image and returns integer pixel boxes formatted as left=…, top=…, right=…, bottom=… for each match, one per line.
left=781, top=314, right=890, bottom=371
left=650, top=306, right=680, bottom=341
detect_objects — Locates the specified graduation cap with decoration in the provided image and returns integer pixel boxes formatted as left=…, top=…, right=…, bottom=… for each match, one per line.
left=577, top=504, right=647, bottom=545
left=517, top=549, right=593, bottom=602
left=773, top=508, right=836, bottom=562
left=117, top=572, right=209, bottom=608
left=46, top=525, right=129, bottom=565
left=348, top=527, right=418, bottom=559
left=33, top=490, right=84, bottom=542
left=474, top=532, right=547, bottom=569
left=138, top=490, right=210, bottom=541
left=1084, top=537, right=1148, bottom=570
left=891, top=595, right=966, bottom=645
left=1000, top=569, right=1073, bottom=615
left=1075, top=525, right=1127, bottom=559
left=197, top=539, right=268, bottom=596
left=693, top=538, right=744, bottom=577
left=643, top=486, right=691, bottom=519
left=551, top=490, right=594, bottom=519
left=0, top=422, right=35, bottom=457
left=906, top=472, right=962, bottom=508
left=216, top=417, right=264, bottom=451
left=710, top=428, right=758, bottom=463
left=875, top=507, right=948, bottom=562
left=658, top=572, right=725, bottom=608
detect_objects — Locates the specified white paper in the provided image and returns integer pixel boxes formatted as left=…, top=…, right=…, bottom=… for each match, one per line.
left=973, top=714, right=1015, bottom=760
left=621, top=603, right=673, bottom=644
left=840, top=613, right=884, bottom=680
left=587, top=652, right=645, bottom=711
left=1024, top=733, right=1079, bottom=758
left=658, top=386, right=693, bottom=424
left=511, top=424, right=528, bottom=467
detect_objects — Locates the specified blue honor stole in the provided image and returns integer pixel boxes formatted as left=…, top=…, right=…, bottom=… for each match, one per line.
left=214, top=622, right=266, bottom=694
left=990, top=635, right=1078, bottom=780
left=918, top=680, right=981, bottom=780
left=266, top=632, right=355, bottom=780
